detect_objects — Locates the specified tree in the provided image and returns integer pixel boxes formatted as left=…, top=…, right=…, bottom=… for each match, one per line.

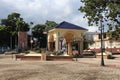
left=32, top=20, right=57, bottom=48
left=0, top=25, right=11, bottom=46
left=0, top=12, right=30, bottom=49
left=45, top=20, right=57, bottom=30
left=32, top=24, right=46, bottom=48
left=16, top=19, right=29, bottom=32
left=79, top=0, right=120, bottom=39
left=79, top=0, right=120, bottom=66
left=1, top=12, right=29, bottom=33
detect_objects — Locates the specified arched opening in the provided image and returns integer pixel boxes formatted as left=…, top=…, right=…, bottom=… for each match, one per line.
left=48, top=35, right=55, bottom=51
left=64, top=32, right=74, bottom=55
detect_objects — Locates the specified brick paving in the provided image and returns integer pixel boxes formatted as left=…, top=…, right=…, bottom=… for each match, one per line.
left=0, top=54, right=120, bottom=80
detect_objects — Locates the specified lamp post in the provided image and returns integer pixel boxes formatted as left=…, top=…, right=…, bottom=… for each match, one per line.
left=30, top=22, right=34, bottom=50
left=43, top=31, right=48, bottom=52
left=99, top=19, right=105, bottom=66
left=30, top=37, right=33, bottom=50
left=30, top=26, right=33, bottom=50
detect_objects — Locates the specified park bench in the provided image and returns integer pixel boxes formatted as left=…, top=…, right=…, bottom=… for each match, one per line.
left=15, top=54, right=24, bottom=60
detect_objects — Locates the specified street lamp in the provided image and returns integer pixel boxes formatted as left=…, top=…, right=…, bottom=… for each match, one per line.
left=43, top=31, right=48, bottom=52
left=30, top=37, right=33, bottom=50
left=99, top=19, right=105, bottom=66
left=30, top=22, right=34, bottom=50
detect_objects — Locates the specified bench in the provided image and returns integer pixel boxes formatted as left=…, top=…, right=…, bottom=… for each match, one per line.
left=15, top=54, right=24, bottom=60
left=46, top=56, right=73, bottom=61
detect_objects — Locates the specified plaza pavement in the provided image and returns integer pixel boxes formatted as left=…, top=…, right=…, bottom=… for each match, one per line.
left=0, top=54, right=120, bottom=80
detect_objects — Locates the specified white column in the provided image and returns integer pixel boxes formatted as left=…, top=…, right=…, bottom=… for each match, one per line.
left=68, top=42, right=72, bottom=55
left=55, top=33, right=59, bottom=51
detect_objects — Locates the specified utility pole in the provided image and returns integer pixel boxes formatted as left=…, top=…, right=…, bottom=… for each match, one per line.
left=100, top=19, right=105, bottom=66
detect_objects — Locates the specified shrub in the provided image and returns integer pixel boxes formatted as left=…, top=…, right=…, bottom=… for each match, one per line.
left=57, top=50, right=64, bottom=56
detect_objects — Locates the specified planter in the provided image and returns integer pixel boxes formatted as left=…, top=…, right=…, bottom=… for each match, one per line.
left=41, top=53, right=46, bottom=61
left=46, top=56, right=73, bottom=61
left=96, top=55, right=108, bottom=59
left=21, top=56, right=41, bottom=60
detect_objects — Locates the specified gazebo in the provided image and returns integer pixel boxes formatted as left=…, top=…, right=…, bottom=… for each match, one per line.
left=47, top=21, right=87, bottom=56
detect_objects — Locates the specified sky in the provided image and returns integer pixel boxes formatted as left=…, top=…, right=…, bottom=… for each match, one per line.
left=0, top=0, right=98, bottom=32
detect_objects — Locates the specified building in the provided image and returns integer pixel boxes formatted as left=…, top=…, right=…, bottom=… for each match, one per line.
left=47, top=21, right=87, bottom=55
left=87, top=32, right=120, bottom=53
left=18, top=32, right=28, bottom=51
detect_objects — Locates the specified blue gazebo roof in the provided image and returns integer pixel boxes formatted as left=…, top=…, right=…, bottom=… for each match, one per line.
left=55, top=21, right=87, bottom=30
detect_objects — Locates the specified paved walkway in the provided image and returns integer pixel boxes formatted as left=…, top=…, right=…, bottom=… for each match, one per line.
left=0, top=54, right=120, bottom=80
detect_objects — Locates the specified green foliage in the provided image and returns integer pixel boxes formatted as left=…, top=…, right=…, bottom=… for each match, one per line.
left=79, top=0, right=120, bottom=39
left=49, top=50, right=64, bottom=56
left=83, top=39, right=94, bottom=50
left=16, top=19, right=29, bottom=31
left=32, top=24, right=46, bottom=48
left=32, top=20, right=57, bottom=48
left=45, top=20, right=57, bottom=30
left=83, top=50, right=95, bottom=55
left=32, top=24, right=46, bottom=36
left=57, top=50, right=64, bottom=56
left=0, top=12, right=58, bottom=49
left=1, top=12, right=29, bottom=34
left=0, top=12, right=30, bottom=48
left=0, top=25, right=11, bottom=46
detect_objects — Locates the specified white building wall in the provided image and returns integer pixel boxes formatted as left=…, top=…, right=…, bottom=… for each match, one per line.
left=84, top=32, right=120, bottom=53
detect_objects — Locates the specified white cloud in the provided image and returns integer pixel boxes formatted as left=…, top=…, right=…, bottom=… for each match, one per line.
left=87, top=26, right=98, bottom=32
left=0, top=0, right=98, bottom=32
left=68, top=15, right=98, bottom=32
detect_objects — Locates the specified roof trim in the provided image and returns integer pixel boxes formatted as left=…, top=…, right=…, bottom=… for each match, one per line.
left=55, top=21, right=88, bottom=30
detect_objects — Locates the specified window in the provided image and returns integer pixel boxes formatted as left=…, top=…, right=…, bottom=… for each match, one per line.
left=103, top=33, right=106, bottom=38
left=98, top=34, right=101, bottom=39
left=98, top=33, right=106, bottom=39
